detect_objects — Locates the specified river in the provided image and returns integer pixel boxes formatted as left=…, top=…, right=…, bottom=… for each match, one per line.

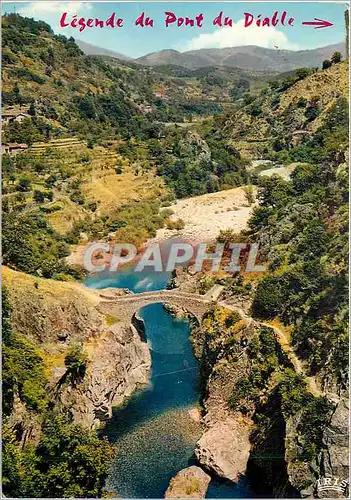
left=85, top=268, right=252, bottom=498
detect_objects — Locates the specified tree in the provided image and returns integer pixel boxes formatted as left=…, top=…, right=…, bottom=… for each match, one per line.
left=252, top=276, right=285, bottom=318
left=45, top=174, right=57, bottom=187
left=237, top=78, right=250, bottom=90
left=28, top=102, right=36, bottom=116
left=217, top=228, right=242, bottom=245
left=34, top=415, right=114, bottom=497
left=297, top=97, right=308, bottom=108
left=2, top=424, right=23, bottom=496
left=2, top=415, right=115, bottom=498
left=322, top=59, right=332, bottom=69
left=331, top=51, right=342, bottom=64
left=17, top=176, right=31, bottom=192
left=243, top=94, right=254, bottom=105
left=33, top=190, right=45, bottom=203
left=229, top=86, right=241, bottom=101
left=280, top=76, right=296, bottom=90
left=247, top=102, right=262, bottom=117
left=257, top=175, right=294, bottom=209
left=296, top=68, right=310, bottom=80
left=46, top=190, right=54, bottom=202
left=305, top=101, right=320, bottom=122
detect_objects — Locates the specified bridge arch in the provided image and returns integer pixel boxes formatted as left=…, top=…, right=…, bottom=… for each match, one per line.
left=133, top=301, right=202, bottom=328
left=97, top=290, right=212, bottom=325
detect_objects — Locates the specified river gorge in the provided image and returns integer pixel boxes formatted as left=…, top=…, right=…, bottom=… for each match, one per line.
left=85, top=268, right=252, bottom=498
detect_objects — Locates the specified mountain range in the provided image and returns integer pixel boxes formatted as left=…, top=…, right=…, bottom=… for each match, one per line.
left=76, top=39, right=132, bottom=62
left=76, top=40, right=345, bottom=72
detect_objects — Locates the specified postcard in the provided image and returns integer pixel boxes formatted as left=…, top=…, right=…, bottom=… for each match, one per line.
left=1, top=2, right=349, bottom=499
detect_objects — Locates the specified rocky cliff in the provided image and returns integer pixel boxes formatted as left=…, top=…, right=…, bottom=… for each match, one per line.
left=191, top=305, right=349, bottom=498
left=191, top=306, right=258, bottom=483
left=3, top=267, right=151, bottom=429
left=284, top=395, right=349, bottom=498
left=56, top=321, right=151, bottom=428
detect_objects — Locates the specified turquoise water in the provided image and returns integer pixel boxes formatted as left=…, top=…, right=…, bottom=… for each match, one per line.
left=86, top=269, right=252, bottom=498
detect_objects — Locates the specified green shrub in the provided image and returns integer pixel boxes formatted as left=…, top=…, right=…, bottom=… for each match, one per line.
left=166, top=218, right=185, bottom=230
left=252, top=277, right=284, bottom=318
left=225, top=311, right=241, bottom=327
left=278, top=369, right=310, bottom=416
left=243, top=185, right=255, bottom=204
left=228, top=378, right=254, bottom=412
left=64, top=344, right=88, bottom=383
left=199, top=276, right=215, bottom=295
left=322, top=59, right=332, bottom=69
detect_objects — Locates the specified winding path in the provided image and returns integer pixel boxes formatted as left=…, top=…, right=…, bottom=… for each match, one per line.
left=218, top=301, right=322, bottom=397
left=260, top=320, right=322, bottom=397
left=218, top=300, right=322, bottom=397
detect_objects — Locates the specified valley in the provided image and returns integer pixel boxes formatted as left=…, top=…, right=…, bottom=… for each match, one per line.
left=1, top=11, right=349, bottom=500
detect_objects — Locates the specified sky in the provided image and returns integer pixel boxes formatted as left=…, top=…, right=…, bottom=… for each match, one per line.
left=2, top=1, right=347, bottom=58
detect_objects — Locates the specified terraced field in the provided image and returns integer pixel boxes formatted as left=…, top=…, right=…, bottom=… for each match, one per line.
left=29, top=137, right=86, bottom=154
left=3, top=137, right=168, bottom=234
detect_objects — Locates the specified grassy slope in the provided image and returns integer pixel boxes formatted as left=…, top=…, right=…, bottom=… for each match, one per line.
left=2, top=266, right=102, bottom=341
left=220, top=61, right=349, bottom=157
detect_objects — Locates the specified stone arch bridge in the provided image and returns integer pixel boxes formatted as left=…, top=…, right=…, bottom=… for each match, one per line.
left=95, top=286, right=323, bottom=397
left=96, top=286, right=224, bottom=324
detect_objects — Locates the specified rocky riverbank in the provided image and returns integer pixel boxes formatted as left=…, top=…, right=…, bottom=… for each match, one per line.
left=151, top=187, right=255, bottom=244
left=191, top=307, right=257, bottom=484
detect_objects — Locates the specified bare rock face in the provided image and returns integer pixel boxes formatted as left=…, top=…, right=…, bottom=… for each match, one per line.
left=163, top=302, right=193, bottom=321
left=285, top=395, right=349, bottom=499
left=191, top=314, right=257, bottom=483
left=322, top=396, right=349, bottom=480
left=58, top=323, right=151, bottom=428
left=195, top=415, right=252, bottom=482
left=165, top=466, right=211, bottom=498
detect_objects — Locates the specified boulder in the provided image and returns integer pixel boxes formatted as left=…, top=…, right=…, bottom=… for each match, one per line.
left=195, top=416, right=252, bottom=482
left=165, top=466, right=211, bottom=498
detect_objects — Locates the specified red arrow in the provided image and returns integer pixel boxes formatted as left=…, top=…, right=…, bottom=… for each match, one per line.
left=302, top=18, right=333, bottom=29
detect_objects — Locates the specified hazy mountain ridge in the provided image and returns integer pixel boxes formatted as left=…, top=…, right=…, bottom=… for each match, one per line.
left=136, top=42, right=346, bottom=71
left=77, top=40, right=346, bottom=72
left=76, top=39, right=132, bottom=61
